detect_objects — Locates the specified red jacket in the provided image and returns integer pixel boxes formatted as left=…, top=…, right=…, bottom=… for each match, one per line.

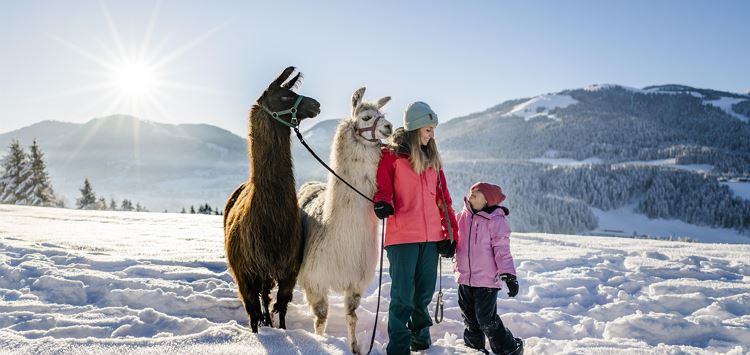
left=374, top=148, right=459, bottom=247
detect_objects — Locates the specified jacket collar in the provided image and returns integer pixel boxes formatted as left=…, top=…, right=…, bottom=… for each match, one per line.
left=463, top=197, right=506, bottom=220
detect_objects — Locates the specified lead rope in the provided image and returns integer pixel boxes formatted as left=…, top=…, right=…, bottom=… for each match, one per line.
left=366, top=219, right=386, bottom=355
left=434, top=174, right=454, bottom=324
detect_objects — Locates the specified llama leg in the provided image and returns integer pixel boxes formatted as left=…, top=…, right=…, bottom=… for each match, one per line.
left=345, top=288, right=363, bottom=354
left=305, top=287, right=329, bottom=335
left=237, top=273, right=262, bottom=333
left=261, top=278, right=276, bottom=327
left=273, top=275, right=296, bottom=329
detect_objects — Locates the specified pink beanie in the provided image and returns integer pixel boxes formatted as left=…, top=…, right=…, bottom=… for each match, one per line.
left=470, top=182, right=506, bottom=206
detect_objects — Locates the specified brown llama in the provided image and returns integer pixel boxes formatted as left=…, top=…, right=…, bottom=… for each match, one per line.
left=223, top=66, right=320, bottom=332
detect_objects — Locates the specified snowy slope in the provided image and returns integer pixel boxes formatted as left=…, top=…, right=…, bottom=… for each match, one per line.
left=530, top=156, right=714, bottom=173
left=501, top=94, right=578, bottom=121
left=1, top=205, right=749, bottom=354
left=721, top=181, right=750, bottom=201
left=590, top=206, right=749, bottom=244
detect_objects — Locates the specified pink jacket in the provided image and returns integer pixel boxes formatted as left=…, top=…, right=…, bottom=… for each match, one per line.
left=455, top=197, right=516, bottom=288
left=374, top=148, right=459, bottom=247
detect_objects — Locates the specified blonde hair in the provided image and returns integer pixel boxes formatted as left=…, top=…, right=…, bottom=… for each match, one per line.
left=388, top=127, right=442, bottom=174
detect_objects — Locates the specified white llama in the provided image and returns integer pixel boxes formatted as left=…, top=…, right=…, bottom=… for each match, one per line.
left=297, top=87, right=393, bottom=354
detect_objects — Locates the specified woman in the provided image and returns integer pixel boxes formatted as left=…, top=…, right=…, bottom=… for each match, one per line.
left=373, top=101, right=458, bottom=354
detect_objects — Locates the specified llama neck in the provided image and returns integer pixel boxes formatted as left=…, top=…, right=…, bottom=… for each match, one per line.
left=248, top=106, right=294, bottom=189
left=327, top=120, right=380, bottom=204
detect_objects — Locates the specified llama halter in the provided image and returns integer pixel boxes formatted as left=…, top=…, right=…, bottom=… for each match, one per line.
left=355, top=115, right=384, bottom=142
left=261, top=95, right=305, bottom=128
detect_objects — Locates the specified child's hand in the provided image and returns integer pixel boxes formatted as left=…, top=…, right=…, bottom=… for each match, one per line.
left=499, top=273, right=519, bottom=297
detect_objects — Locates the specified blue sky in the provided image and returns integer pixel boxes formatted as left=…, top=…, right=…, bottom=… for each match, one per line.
left=1, top=0, right=748, bottom=136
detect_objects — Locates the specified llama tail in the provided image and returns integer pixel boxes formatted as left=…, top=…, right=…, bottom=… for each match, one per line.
left=223, top=182, right=246, bottom=228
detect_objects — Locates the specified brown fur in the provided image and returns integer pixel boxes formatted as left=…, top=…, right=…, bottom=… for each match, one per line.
left=223, top=67, right=319, bottom=333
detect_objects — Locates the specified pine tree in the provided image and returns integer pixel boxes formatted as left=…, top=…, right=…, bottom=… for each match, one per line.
left=97, top=197, right=107, bottom=210
left=0, top=140, right=31, bottom=204
left=22, top=139, right=56, bottom=206
left=181, top=207, right=186, bottom=213
left=109, top=198, right=117, bottom=210
left=121, top=199, right=134, bottom=211
left=76, top=178, right=97, bottom=209
left=190, top=205, right=195, bottom=214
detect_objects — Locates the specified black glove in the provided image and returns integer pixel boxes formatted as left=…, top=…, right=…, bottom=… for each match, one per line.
left=436, top=239, right=455, bottom=258
left=499, top=273, right=519, bottom=297
left=373, top=201, right=394, bottom=219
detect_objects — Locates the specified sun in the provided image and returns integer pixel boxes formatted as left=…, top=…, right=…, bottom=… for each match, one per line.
left=113, top=61, right=156, bottom=97
left=45, top=1, right=228, bottom=125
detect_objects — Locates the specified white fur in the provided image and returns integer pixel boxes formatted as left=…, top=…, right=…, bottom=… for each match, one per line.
left=297, top=87, right=392, bottom=354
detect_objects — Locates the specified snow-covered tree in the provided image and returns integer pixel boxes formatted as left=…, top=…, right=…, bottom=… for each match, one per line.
left=121, top=199, right=134, bottom=211
left=96, top=197, right=107, bottom=210
left=198, top=203, right=214, bottom=215
left=76, top=178, right=97, bottom=209
left=22, top=140, right=56, bottom=206
left=109, top=198, right=117, bottom=210
left=0, top=140, right=31, bottom=204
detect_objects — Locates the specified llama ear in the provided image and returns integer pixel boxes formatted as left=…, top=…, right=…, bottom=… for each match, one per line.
left=272, top=66, right=297, bottom=87
left=376, top=96, right=391, bottom=109
left=282, top=72, right=304, bottom=92
left=351, top=87, right=366, bottom=113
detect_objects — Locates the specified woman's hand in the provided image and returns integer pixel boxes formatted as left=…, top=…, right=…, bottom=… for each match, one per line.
left=374, top=201, right=394, bottom=219
left=436, top=239, right=455, bottom=258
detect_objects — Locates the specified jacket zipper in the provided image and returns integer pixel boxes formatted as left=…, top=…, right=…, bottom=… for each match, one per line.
left=421, top=174, right=428, bottom=242
left=468, top=213, right=474, bottom=286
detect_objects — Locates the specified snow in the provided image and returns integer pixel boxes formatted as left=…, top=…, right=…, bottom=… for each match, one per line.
left=1, top=204, right=750, bottom=354
left=703, top=97, right=749, bottom=122
left=529, top=157, right=713, bottom=173
left=530, top=157, right=603, bottom=166
left=721, top=181, right=750, bottom=201
left=613, top=158, right=713, bottom=173
left=502, top=95, right=578, bottom=121
left=591, top=205, right=750, bottom=244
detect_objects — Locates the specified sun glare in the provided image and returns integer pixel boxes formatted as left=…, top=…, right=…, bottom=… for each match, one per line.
left=113, top=61, right=156, bottom=97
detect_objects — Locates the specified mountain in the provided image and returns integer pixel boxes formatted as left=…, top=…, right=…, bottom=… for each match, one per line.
left=3, top=84, right=749, bottom=242
left=0, top=115, right=339, bottom=212
left=437, top=84, right=750, bottom=241
left=292, top=118, right=341, bottom=184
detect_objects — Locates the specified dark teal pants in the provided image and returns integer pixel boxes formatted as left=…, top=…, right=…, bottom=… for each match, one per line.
left=385, top=242, right=438, bottom=355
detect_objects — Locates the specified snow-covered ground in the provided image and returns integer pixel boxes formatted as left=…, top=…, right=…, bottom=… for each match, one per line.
left=502, top=95, right=578, bottom=121
left=612, top=158, right=713, bottom=173
left=721, top=181, right=750, bottom=201
left=703, top=97, right=749, bottom=123
left=591, top=206, right=750, bottom=244
left=530, top=156, right=713, bottom=173
left=1, top=205, right=749, bottom=354
left=529, top=157, right=604, bottom=167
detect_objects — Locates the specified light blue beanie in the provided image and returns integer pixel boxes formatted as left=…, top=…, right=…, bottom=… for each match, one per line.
left=403, top=101, right=438, bottom=131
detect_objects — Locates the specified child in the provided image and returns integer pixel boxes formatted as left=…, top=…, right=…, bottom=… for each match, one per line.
left=455, top=182, right=523, bottom=355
